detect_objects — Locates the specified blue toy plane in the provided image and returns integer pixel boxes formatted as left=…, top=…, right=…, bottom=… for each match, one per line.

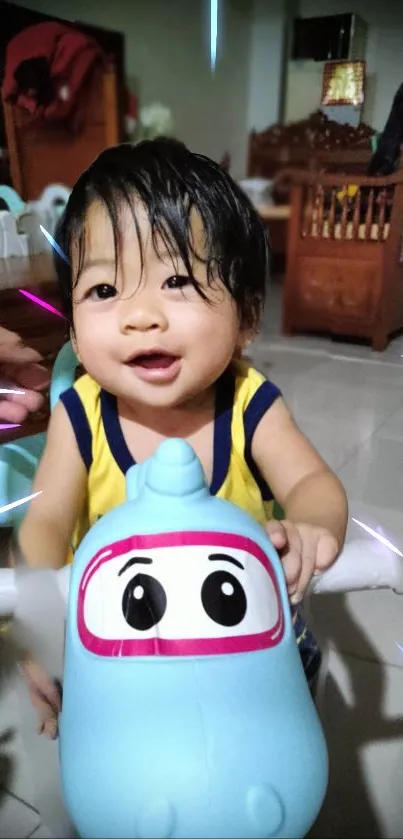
left=60, top=437, right=328, bottom=839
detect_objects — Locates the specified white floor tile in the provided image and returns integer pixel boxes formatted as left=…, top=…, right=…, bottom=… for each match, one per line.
left=310, top=586, right=403, bottom=670
left=0, top=790, right=40, bottom=839
left=27, top=825, right=54, bottom=839
left=253, top=293, right=403, bottom=838
left=375, top=403, right=403, bottom=443
left=0, top=637, right=37, bottom=809
left=310, top=652, right=403, bottom=838
left=338, top=436, right=403, bottom=513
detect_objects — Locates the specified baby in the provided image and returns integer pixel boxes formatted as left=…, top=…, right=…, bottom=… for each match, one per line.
left=18, top=138, right=348, bottom=737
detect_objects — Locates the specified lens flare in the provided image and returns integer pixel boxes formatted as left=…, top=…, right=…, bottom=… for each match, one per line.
left=210, top=0, right=218, bottom=72
left=0, top=491, right=42, bottom=517
left=0, top=388, right=25, bottom=395
left=352, top=517, right=403, bottom=557
left=40, top=224, right=70, bottom=264
left=18, top=289, right=66, bottom=320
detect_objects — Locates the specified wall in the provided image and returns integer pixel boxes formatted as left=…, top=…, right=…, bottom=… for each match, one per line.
left=285, top=0, right=403, bottom=130
left=11, top=0, right=255, bottom=178
left=247, top=0, right=287, bottom=131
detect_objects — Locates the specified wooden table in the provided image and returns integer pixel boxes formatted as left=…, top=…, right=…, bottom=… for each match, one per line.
left=254, top=204, right=291, bottom=221
left=0, top=254, right=68, bottom=443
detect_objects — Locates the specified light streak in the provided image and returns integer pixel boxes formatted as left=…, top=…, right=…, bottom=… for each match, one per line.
left=0, top=490, right=42, bottom=517
left=352, top=517, right=403, bottom=557
left=18, top=289, right=66, bottom=320
left=210, top=0, right=218, bottom=72
left=40, top=224, right=69, bottom=264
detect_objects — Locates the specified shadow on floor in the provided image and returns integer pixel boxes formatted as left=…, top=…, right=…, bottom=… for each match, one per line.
left=309, top=594, right=403, bottom=838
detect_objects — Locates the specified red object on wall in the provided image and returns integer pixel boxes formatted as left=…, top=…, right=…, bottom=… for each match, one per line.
left=2, top=21, right=104, bottom=123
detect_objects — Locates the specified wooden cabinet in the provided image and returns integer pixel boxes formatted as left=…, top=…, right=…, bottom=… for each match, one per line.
left=282, top=172, right=403, bottom=350
left=295, top=256, right=380, bottom=323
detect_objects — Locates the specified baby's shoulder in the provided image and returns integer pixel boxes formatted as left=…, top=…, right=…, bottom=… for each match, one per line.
left=71, top=373, right=101, bottom=403
left=60, top=373, right=102, bottom=424
left=230, top=359, right=281, bottom=414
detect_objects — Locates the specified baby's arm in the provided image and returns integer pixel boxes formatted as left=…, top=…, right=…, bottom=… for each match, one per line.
left=252, top=397, right=348, bottom=599
left=17, top=400, right=87, bottom=569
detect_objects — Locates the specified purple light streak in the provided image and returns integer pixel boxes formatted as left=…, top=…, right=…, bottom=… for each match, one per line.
left=18, top=289, right=66, bottom=320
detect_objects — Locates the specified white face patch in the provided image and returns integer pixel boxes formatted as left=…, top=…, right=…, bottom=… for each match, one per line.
left=77, top=531, right=285, bottom=657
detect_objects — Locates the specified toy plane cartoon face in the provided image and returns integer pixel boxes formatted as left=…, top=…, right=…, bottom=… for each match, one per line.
left=77, top=530, right=285, bottom=657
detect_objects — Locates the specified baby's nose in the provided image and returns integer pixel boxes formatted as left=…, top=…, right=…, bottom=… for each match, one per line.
left=119, top=295, right=168, bottom=332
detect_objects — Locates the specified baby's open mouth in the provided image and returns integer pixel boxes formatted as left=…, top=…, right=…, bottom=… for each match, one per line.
left=126, top=351, right=179, bottom=370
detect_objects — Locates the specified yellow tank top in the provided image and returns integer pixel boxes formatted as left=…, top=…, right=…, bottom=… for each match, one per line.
left=59, top=360, right=282, bottom=561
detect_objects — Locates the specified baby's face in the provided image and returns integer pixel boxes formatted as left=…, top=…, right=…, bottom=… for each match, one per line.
left=71, top=201, right=244, bottom=410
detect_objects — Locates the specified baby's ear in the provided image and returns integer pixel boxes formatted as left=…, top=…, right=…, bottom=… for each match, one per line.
left=238, top=325, right=256, bottom=351
left=69, top=329, right=80, bottom=363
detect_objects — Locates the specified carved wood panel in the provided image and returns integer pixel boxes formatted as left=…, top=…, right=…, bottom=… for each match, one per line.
left=295, top=257, right=379, bottom=322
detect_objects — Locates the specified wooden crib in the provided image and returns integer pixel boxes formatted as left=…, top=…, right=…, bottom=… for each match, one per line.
left=281, top=168, right=403, bottom=350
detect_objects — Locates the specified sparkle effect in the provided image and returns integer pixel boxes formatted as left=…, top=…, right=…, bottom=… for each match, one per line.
left=1, top=221, right=70, bottom=521
left=18, top=289, right=66, bottom=320
left=0, top=388, right=25, bottom=395
left=0, top=491, right=42, bottom=517
left=352, top=517, right=403, bottom=557
left=40, top=224, right=70, bottom=265
left=210, top=0, right=218, bottom=72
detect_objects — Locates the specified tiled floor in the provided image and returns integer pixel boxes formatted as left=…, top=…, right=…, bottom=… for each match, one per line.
left=255, top=281, right=403, bottom=838
left=1, top=278, right=403, bottom=837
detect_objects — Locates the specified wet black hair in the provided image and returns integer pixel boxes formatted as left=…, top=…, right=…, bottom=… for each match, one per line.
left=55, top=137, right=269, bottom=329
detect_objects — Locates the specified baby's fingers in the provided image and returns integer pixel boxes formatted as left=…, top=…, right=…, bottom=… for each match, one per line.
left=280, top=525, right=302, bottom=596
left=315, top=532, right=339, bottom=571
left=28, top=688, right=59, bottom=739
left=19, top=659, right=61, bottom=739
left=265, top=520, right=288, bottom=550
left=20, top=660, right=61, bottom=714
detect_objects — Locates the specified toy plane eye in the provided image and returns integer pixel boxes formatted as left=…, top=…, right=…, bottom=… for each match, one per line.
left=122, top=572, right=167, bottom=631
left=201, top=569, right=247, bottom=627
left=79, top=538, right=284, bottom=658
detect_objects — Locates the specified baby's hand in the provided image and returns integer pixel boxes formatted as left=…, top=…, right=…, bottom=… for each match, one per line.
left=19, top=659, right=61, bottom=740
left=265, top=520, right=339, bottom=604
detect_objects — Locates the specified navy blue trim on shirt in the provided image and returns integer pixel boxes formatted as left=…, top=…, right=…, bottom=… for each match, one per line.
left=101, top=389, right=134, bottom=475
left=210, top=370, right=235, bottom=495
left=59, top=388, right=93, bottom=471
left=243, top=379, right=281, bottom=501
left=98, top=374, right=234, bottom=492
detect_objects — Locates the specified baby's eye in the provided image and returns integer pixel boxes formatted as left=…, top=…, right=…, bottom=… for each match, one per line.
left=163, top=275, right=191, bottom=291
left=88, top=284, right=117, bottom=301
